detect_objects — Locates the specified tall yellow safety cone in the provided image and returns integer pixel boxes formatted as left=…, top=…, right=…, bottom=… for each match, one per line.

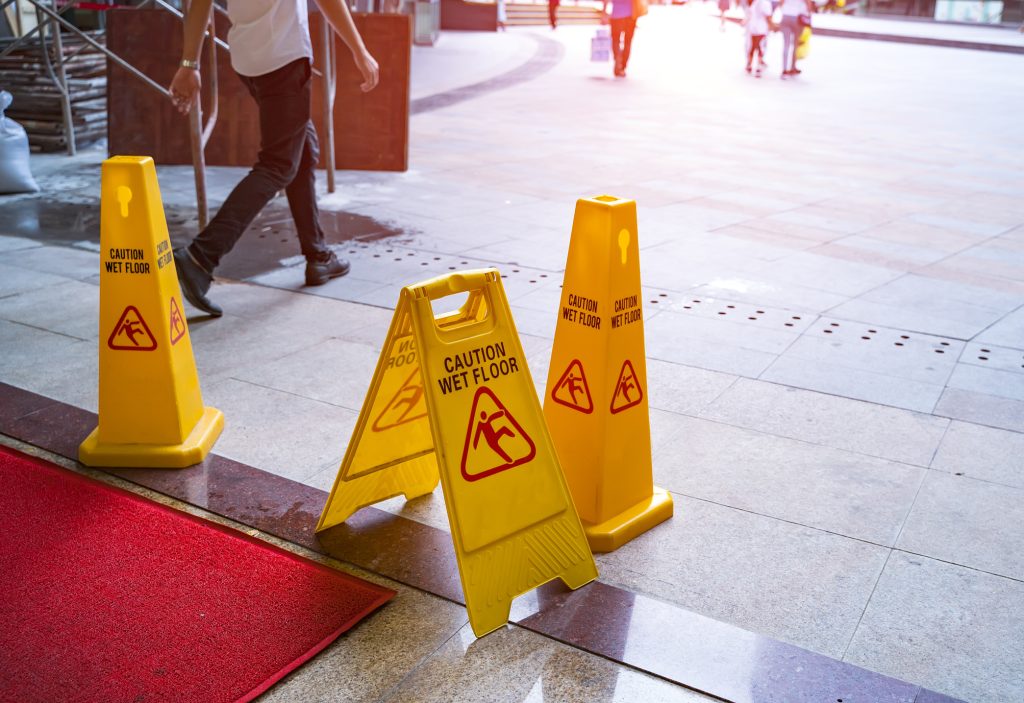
left=543, top=195, right=673, bottom=552
left=79, top=156, right=223, bottom=468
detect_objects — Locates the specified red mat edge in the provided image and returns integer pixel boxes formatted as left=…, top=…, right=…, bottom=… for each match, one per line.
left=1, top=445, right=397, bottom=703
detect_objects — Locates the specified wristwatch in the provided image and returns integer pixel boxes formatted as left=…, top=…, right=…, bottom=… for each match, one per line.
left=180, top=59, right=199, bottom=70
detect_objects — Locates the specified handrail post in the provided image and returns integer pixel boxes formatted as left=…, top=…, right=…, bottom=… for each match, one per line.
left=320, top=16, right=336, bottom=193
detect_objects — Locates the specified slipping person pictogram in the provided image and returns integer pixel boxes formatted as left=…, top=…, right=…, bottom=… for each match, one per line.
left=551, top=359, right=594, bottom=413
left=108, top=306, right=157, bottom=351
left=474, top=409, right=515, bottom=464
left=373, top=368, right=428, bottom=432
left=610, top=359, right=643, bottom=414
left=461, top=386, right=536, bottom=482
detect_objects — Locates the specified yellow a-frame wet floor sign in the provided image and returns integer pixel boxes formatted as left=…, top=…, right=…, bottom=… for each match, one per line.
left=544, top=195, right=673, bottom=552
left=79, top=156, right=222, bottom=468
left=317, top=269, right=597, bottom=637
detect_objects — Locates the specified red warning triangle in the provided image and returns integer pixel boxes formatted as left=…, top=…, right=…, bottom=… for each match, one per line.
left=169, top=297, right=186, bottom=346
left=610, top=359, right=643, bottom=414
left=372, top=367, right=428, bottom=432
left=107, top=305, right=157, bottom=351
left=550, top=358, right=593, bottom=414
left=460, top=386, right=536, bottom=482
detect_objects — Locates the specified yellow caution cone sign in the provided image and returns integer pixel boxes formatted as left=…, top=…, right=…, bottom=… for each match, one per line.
left=79, top=156, right=223, bottom=468
left=317, top=269, right=598, bottom=637
left=543, top=195, right=673, bottom=552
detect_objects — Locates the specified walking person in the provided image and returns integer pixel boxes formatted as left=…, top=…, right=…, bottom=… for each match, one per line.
left=718, top=0, right=731, bottom=30
left=779, top=0, right=812, bottom=77
left=549, top=0, right=560, bottom=28
left=168, top=0, right=379, bottom=317
left=744, top=0, right=774, bottom=77
left=610, top=0, right=640, bottom=77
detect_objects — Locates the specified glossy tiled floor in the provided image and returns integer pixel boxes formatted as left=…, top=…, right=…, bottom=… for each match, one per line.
left=2, top=7, right=1022, bottom=701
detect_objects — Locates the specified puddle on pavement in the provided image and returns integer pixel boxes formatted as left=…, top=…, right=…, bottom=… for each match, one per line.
left=0, top=197, right=407, bottom=280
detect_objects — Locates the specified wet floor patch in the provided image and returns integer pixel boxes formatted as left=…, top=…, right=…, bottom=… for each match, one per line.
left=0, top=196, right=410, bottom=281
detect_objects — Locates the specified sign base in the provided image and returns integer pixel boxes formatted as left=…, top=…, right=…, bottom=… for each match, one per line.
left=79, top=406, right=224, bottom=468
left=584, top=485, right=674, bottom=553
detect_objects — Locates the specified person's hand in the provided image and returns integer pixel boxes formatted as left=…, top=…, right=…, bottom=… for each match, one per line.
left=169, top=66, right=201, bottom=115
left=353, top=49, right=379, bottom=92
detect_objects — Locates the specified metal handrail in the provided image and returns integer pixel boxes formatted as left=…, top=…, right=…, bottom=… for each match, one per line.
left=6, top=0, right=339, bottom=227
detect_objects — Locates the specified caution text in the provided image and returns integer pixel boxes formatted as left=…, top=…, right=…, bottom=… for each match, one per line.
left=105, top=247, right=150, bottom=275
left=562, top=292, right=601, bottom=330
left=387, top=337, right=417, bottom=369
left=438, top=342, right=520, bottom=394
left=610, top=294, right=642, bottom=330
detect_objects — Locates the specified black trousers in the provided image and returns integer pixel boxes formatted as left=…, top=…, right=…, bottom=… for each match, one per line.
left=610, top=17, right=637, bottom=69
left=188, top=58, right=328, bottom=273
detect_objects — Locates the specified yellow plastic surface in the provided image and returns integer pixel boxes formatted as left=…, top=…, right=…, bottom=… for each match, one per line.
left=543, top=196, right=673, bottom=552
left=78, top=156, right=222, bottom=468
left=317, top=269, right=598, bottom=637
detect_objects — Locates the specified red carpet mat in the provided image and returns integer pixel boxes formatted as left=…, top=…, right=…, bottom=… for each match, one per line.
left=0, top=446, right=394, bottom=703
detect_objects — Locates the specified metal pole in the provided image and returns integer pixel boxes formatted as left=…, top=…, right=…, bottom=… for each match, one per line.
left=48, top=0, right=76, bottom=155
left=320, top=17, right=336, bottom=194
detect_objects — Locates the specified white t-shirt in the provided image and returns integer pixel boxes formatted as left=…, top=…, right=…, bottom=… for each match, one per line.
left=746, top=0, right=772, bottom=34
left=225, top=0, right=314, bottom=77
left=780, top=0, right=806, bottom=16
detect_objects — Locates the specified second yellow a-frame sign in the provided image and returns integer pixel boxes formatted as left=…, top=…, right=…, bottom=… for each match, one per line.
left=317, top=269, right=597, bottom=637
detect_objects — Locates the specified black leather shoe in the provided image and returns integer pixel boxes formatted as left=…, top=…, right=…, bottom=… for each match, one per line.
left=305, top=251, right=351, bottom=286
left=173, top=248, right=223, bottom=317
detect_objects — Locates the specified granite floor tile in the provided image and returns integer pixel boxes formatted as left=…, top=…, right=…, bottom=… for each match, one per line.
left=825, top=298, right=1001, bottom=341
left=973, top=306, right=1024, bottom=349
left=702, top=378, right=949, bottom=467
left=0, top=319, right=85, bottom=373
left=753, top=251, right=904, bottom=298
left=202, top=378, right=355, bottom=483
left=644, top=313, right=781, bottom=378
left=844, top=551, right=1024, bottom=703
left=261, top=577, right=469, bottom=703
left=0, top=262, right=72, bottom=298
left=761, top=356, right=946, bottom=413
left=945, top=363, right=1024, bottom=403
left=380, top=623, right=717, bottom=703
left=0, top=235, right=42, bottom=253
left=1, top=244, right=100, bottom=281
left=896, top=471, right=1024, bottom=581
left=0, top=338, right=98, bottom=413
left=778, top=321, right=962, bottom=386
left=933, top=387, right=1024, bottom=433
left=930, top=420, right=1024, bottom=488
left=645, top=358, right=737, bottom=417
left=655, top=415, right=924, bottom=544
left=688, top=278, right=850, bottom=314
left=0, top=278, right=99, bottom=341
left=596, top=495, right=890, bottom=660
left=233, top=337, right=381, bottom=413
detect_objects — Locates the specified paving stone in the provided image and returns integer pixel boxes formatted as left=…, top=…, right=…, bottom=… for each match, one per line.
left=597, top=495, right=890, bottom=660
left=0, top=262, right=71, bottom=298
left=1, top=244, right=100, bottom=280
left=703, top=379, right=948, bottom=467
left=975, top=306, right=1024, bottom=351
left=933, top=387, right=1024, bottom=433
left=845, top=552, right=1024, bottom=703
left=930, top=420, right=1024, bottom=488
left=203, top=378, right=354, bottom=483
left=261, top=578, right=469, bottom=703
left=645, top=358, right=737, bottom=417
left=896, top=471, right=1024, bottom=581
left=380, top=623, right=716, bottom=703
left=656, top=414, right=923, bottom=544
left=0, top=279, right=99, bottom=341
left=761, top=356, right=946, bottom=414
